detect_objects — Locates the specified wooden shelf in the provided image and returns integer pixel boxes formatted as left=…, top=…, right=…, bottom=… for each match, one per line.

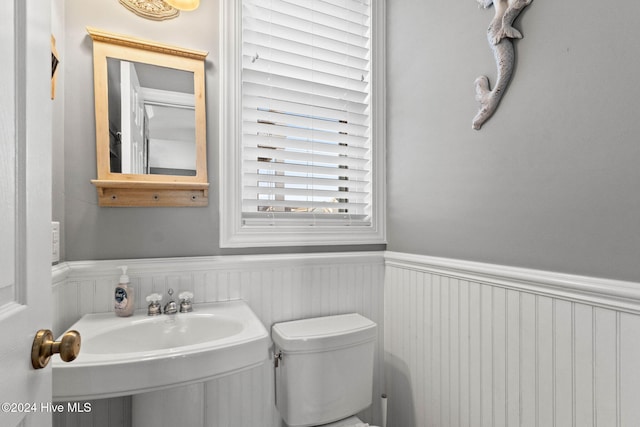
left=91, top=180, right=209, bottom=207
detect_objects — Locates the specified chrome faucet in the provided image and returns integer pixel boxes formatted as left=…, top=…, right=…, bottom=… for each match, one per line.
left=163, top=289, right=178, bottom=314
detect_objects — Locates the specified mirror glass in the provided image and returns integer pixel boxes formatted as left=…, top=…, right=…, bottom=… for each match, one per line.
left=107, top=59, right=197, bottom=176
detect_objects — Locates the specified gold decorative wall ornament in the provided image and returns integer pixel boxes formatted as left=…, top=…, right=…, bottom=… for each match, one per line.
left=165, top=0, right=200, bottom=11
left=119, top=0, right=180, bottom=21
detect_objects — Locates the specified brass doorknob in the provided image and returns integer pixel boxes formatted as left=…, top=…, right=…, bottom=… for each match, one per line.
left=31, top=329, right=81, bottom=369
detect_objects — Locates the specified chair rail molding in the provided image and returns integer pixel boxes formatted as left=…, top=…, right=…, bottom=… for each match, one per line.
left=385, top=251, right=640, bottom=314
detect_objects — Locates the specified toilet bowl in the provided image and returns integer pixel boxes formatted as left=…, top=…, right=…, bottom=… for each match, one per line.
left=272, top=313, right=378, bottom=427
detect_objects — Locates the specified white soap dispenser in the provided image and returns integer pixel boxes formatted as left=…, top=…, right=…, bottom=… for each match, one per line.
left=114, top=265, right=134, bottom=317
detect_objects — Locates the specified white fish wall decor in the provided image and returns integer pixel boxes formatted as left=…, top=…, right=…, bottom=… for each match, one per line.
left=473, top=0, right=533, bottom=130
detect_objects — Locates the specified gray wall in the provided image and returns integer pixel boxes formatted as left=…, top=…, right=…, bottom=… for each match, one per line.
left=387, top=0, right=640, bottom=282
left=57, top=0, right=383, bottom=260
left=58, top=0, right=640, bottom=280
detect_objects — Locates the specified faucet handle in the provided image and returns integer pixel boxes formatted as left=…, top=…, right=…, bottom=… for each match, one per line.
left=178, top=291, right=193, bottom=301
left=146, top=293, right=162, bottom=303
left=146, top=293, right=162, bottom=316
left=179, top=291, right=194, bottom=313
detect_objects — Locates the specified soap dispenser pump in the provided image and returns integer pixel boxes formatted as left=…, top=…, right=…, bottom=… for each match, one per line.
left=114, top=265, right=134, bottom=317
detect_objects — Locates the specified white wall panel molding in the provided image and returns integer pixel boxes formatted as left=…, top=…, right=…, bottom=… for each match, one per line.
left=52, top=262, right=72, bottom=286
left=385, top=251, right=640, bottom=314
left=384, top=251, right=640, bottom=427
left=58, top=251, right=384, bottom=278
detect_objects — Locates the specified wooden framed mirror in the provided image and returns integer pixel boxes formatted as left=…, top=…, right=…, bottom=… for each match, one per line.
left=87, top=27, right=208, bottom=207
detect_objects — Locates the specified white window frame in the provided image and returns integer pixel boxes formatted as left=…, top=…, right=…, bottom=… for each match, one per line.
left=219, top=0, right=386, bottom=248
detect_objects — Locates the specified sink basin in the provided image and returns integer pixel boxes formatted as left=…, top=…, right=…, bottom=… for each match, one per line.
left=82, top=315, right=244, bottom=354
left=52, top=299, right=269, bottom=401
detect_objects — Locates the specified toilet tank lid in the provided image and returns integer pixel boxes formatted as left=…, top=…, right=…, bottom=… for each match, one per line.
left=272, top=313, right=377, bottom=353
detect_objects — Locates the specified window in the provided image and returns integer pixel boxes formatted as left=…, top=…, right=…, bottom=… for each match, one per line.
left=220, top=0, right=385, bottom=247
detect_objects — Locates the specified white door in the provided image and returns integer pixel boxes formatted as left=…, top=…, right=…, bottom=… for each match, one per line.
left=0, top=1, right=53, bottom=426
left=121, top=61, right=146, bottom=174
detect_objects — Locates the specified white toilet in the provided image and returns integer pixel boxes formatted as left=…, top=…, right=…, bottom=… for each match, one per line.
left=272, top=313, right=379, bottom=427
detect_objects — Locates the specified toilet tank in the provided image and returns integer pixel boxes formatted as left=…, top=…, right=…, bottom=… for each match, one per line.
left=272, top=313, right=377, bottom=427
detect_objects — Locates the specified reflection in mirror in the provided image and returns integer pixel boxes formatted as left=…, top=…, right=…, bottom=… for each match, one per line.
left=107, top=59, right=196, bottom=176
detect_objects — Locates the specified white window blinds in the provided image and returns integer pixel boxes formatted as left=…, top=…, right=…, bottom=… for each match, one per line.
left=241, top=0, right=372, bottom=227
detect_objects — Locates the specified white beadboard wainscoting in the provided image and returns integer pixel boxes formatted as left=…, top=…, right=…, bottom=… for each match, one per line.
left=51, top=252, right=385, bottom=427
left=384, top=251, right=640, bottom=427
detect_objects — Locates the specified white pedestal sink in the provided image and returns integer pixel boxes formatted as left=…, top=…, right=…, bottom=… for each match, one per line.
left=52, top=299, right=269, bottom=402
